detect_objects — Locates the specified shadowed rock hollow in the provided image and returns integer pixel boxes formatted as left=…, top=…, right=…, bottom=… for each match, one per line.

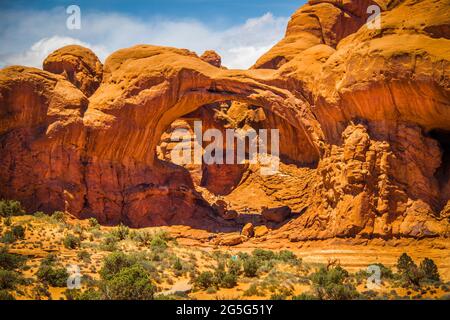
left=0, top=0, right=449, bottom=241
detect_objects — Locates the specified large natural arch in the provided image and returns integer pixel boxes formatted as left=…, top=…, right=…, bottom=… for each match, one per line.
left=84, top=45, right=323, bottom=167
left=73, top=45, right=324, bottom=227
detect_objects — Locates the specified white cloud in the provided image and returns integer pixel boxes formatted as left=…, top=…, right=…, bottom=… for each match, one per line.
left=2, top=36, right=109, bottom=68
left=0, top=9, right=288, bottom=70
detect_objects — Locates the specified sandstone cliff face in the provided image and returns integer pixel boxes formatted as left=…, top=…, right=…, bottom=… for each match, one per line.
left=0, top=0, right=449, bottom=240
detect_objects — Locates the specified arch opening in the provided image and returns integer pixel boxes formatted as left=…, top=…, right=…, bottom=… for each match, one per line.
left=156, top=99, right=319, bottom=227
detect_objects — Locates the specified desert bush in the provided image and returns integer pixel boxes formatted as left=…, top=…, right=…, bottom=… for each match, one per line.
left=243, top=257, right=259, bottom=277
left=41, top=253, right=57, bottom=265
left=173, top=258, right=183, bottom=271
left=310, top=266, right=358, bottom=300
left=100, top=234, right=119, bottom=251
left=0, top=200, right=25, bottom=217
left=77, top=250, right=91, bottom=263
left=111, top=223, right=129, bottom=240
left=220, top=272, right=238, bottom=288
left=206, top=286, right=217, bottom=294
left=252, top=249, right=276, bottom=261
left=0, top=269, right=21, bottom=290
left=211, top=251, right=231, bottom=261
left=373, top=263, right=394, bottom=279
left=65, top=288, right=101, bottom=300
left=99, top=252, right=136, bottom=280
left=101, top=264, right=155, bottom=300
left=194, top=271, right=215, bottom=290
left=397, top=253, right=415, bottom=274
left=63, top=234, right=81, bottom=249
left=270, top=287, right=293, bottom=300
left=150, top=235, right=168, bottom=252
left=36, top=256, right=68, bottom=287
left=227, top=258, right=242, bottom=276
left=88, top=218, right=99, bottom=228
left=419, top=258, right=440, bottom=282
left=3, top=217, right=12, bottom=226
left=397, top=253, right=423, bottom=287
left=51, top=211, right=65, bottom=222
left=0, top=289, right=15, bottom=300
left=276, top=250, right=298, bottom=263
left=31, top=284, right=51, bottom=300
left=237, top=252, right=250, bottom=260
left=131, top=231, right=152, bottom=245
left=36, top=264, right=68, bottom=287
left=244, top=283, right=263, bottom=297
left=293, top=292, right=319, bottom=300
left=0, top=247, right=26, bottom=270
left=33, top=211, right=45, bottom=218
left=1, top=231, right=16, bottom=244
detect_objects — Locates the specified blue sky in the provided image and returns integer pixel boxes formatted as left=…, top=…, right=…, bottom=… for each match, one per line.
left=0, top=0, right=306, bottom=69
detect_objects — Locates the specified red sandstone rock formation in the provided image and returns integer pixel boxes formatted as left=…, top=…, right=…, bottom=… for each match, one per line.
left=0, top=0, right=449, bottom=240
left=43, top=45, right=103, bottom=97
left=200, top=50, right=222, bottom=68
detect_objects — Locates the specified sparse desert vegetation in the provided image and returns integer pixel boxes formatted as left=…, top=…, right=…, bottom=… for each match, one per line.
left=0, top=203, right=449, bottom=300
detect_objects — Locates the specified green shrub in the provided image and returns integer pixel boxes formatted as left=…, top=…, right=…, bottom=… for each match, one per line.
left=220, top=272, right=237, bottom=288
left=36, top=258, right=68, bottom=287
left=293, top=293, right=319, bottom=300
left=31, top=284, right=51, bottom=300
left=3, top=217, right=12, bottom=226
left=0, top=200, right=25, bottom=217
left=77, top=250, right=91, bottom=263
left=100, top=235, right=118, bottom=251
left=173, top=258, right=183, bottom=271
left=0, top=269, right=20, bottom=290
left=63, top=234, right=81, bottom=249
left=277, top=250, right=298, bottom=262
left=88, top=218, right=99, bottom=228
left=310, top=266, right=358, bottom=300
left=1, top=231, right=16, bottom=244
left=420, top=258, right=440, bottom=282
left=154, top=230, right=171, bottom=241
left=112, top=223, right=129, bottom=240
left=101, top=265, right=155, bottom=300
left=33, top=211, right=45, bottom=218
left=243, top=283, right=261, bottom=297
left=0, top=290, right=15, bottom=300
left=41, top=253, right=57, bottom=265
left=227, top=258, right=242, bottom=276
left=0, top=247, right=26, bottom=270
left=372, top=263, right=394, bottom=279
left=270, top=292, right=288, bottom=300
left=237, top=252, right=250, bottom=260
left=243, top=257, right=259, bottom=277
left=397, top=253, right=415, bottom=274
left=52, top=211, right=65, bottom=222
left=132, top=231, right=152, bottom=245
left=150, top=236, right=168, bottom=252
left=65, top=288, right=101, bottom=300
left=252, top=249, right=276, bottom=261
left=206, top=286, right=217, bottom=294
left=194, top=271, right=215, bottom=290
left=99, top=252, right=136, bottom=280
left=397, top=253, right=423, bottom=287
